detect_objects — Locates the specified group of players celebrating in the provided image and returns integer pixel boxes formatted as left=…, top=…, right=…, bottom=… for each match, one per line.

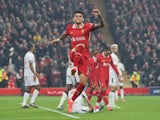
left=21, top=8, right=125, bottom=113
left=55, top=9, right=125, bottom=113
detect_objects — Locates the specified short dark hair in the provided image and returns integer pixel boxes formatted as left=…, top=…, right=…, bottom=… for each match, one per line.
left=74, top=10, right=84, bottom=17
left=28, top=43, right=34, bottom=50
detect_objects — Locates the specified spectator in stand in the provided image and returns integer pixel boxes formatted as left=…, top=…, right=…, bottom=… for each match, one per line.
left=16, top=68, right=23, bottom=88
left=1, top=69, right=9, bottom=88
left=38, top=73, right=47, bottom=87
left=130, top=71, right=141, bottom=88
left=106, top=0, right=160, bottom=86
left=0, top=0, right=108, bottom=87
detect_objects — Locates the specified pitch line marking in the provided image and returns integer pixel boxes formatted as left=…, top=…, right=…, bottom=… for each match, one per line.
left=19, top=103, right=80, bottom=119
left=39, top=106, right=80, bottom=119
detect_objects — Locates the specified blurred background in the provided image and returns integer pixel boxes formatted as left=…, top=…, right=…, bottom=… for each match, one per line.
left=0, top=0, right=160, bottom=89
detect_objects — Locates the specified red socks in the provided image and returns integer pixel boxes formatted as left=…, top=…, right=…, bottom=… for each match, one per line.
left=103, top=96, right=109, bottom=105
left=72, top=83, right=85, bottom=101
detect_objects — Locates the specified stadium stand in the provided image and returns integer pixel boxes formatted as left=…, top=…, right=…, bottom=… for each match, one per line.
left=0, top=0, right=160, bottom=88
left=105, top=0, right=160, bottom=87
left=0, top=0, right=105, bottom=87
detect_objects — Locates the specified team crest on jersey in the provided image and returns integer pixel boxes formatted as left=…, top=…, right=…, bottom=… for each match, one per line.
left=82, top=29, right=85, bottom=34
left=70, top=32, right=74, bottom=35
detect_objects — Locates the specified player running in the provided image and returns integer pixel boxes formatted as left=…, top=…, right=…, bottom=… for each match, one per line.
left=96, top=47, right=121, bottom=111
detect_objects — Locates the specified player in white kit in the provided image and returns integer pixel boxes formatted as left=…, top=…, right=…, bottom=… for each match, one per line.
left=115, top=61, right=125, bottom=102
left=57, top=60, right=80, bottom=110
left=68, top=89, right=93, bottom=113
left=108, top=44, right=122, bottom=109
left=22, top=43, right=40, bottom=108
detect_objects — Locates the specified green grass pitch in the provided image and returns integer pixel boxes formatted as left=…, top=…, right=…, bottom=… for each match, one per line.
left=0, top=95, right=160, bottom=120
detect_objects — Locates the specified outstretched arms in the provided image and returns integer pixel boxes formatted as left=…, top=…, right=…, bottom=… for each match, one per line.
left=50, top=31, right=68, bottom=44
left=92, top=9, right=105, bottom=30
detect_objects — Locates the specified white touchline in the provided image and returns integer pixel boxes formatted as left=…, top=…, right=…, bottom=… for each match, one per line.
left=39, top=106, right=80, bottom=119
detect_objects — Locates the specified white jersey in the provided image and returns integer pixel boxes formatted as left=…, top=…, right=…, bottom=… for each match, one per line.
left=117, top=62, right=125, bottom=86
left=68, top=89, right=89, bottom=113
left=24, top=51, right=39, bottom=86
left=117, top=62, right=125, bottom=76
left=109, top=52, right=119, bottom=86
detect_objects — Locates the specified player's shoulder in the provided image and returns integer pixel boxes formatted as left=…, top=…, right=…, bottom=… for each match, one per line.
left=96, top=53, right=101, bottom=58
left=84, top=22, right=94, bottom=27
left=66, top=24, right=73, bottom=28
left=25, top=51, right=34, bottom=57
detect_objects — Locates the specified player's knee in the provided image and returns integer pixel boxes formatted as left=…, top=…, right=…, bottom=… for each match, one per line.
left=120, top=86, right=123, bottom=89
left=35, top=85, right=40, bottom=91
left=64, top=91, right=68, bottom=95
left=75, top=45, right=84, bottom=53
left=25, top=90, right=30, bottom=93
left=101, top=91, right=106, bottom=97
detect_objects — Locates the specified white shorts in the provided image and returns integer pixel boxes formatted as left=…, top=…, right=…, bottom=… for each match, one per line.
left=66, top=75, right=79, bottom=85
left=24, top=76, right=39, bottom=87
left=109, top=74, right=118, bottom=87
left=72, top=104, right=89, bottom=113
left=66, top=67, right=80, bottom=85
left=117, top=81, right=123, bottom=87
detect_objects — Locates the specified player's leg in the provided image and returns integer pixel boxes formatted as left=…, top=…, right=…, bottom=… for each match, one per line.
left=94, top=86, right=102, bottom=109
left=68, top=74, right=87, bottom=113
left=120, top=85, right=125, bottom=102
left=30, top=84, right=40, bottom=108
left=22, top=86, right=31, bottom=108
left=71, top=74, right=87, bottom=101
left=108, top=77, right=120, bottom=109
left=57, top=84, right=72, bottom=110
left=88, top=83, right=95, bottom=100
left=115, top=89, right=119, bottom=102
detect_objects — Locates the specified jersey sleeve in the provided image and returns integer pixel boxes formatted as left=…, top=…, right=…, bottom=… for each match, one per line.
left=110, top=56, right=119, bottom=75
left=28, top=54, right=34, bottom=63
left=65, top=24, right=71, bottom=35
left=85, top=22, right=95, bottom=32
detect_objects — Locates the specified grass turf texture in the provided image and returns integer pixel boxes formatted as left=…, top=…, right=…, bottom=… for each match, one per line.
left=0, top=96, right=159, bottom=120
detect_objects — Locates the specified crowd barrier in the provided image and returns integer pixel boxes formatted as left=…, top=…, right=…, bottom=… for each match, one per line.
left=0, top=87, right=155, bottom=96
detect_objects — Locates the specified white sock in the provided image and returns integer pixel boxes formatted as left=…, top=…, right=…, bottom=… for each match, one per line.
left=22, top=92, right=30, bottom=106
left=120, top=88, right=124, bottom=100
left=95, top=102, right=100, bottom=106
left=30, top=89, right=39, bottom=104
left=58, top=92, right=67, bottom=107
left=108, top=91, right=115, bottom=108
left=115, top=90, right=118, bottom=100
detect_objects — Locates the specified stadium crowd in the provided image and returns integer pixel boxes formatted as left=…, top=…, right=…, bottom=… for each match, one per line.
left=0, top=0, right=106, bottom=88
left=0, top=0, right=159, bottom=88
left=106, top=0, right=160, bottom=87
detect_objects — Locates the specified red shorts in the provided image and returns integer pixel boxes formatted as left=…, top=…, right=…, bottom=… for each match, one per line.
left=70, top=50, right=89, bottom=77
left=89, top=80, right=99, bottom=88
left=99, top=77, right=109, bottom=88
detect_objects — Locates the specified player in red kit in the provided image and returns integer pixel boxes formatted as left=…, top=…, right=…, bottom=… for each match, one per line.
left=96, top=47, right=121, bottom=111
left=51, top=9, right=105, bottom=113
left=88, top=49, right=101, bottom=109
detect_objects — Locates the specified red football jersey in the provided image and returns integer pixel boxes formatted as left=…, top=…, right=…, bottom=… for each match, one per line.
left=65, top=22, right=95, bottom=59
left=88, top=56, right=98, bottom=81
left=97, top=52, right=119, bottom=80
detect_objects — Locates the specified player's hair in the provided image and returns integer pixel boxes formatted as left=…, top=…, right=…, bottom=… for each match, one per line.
left=105, top=47, right=110, bottom=51
left=74, top=10, right=84, bottom=17
left=28, top=43, right=34, bottom=50
left=111, top=44, right=118, bottom=50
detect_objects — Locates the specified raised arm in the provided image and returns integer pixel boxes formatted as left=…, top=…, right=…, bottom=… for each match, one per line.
left=92, top=9, right=105, bottom=30
left=51, top=31, right=68, bottom=44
